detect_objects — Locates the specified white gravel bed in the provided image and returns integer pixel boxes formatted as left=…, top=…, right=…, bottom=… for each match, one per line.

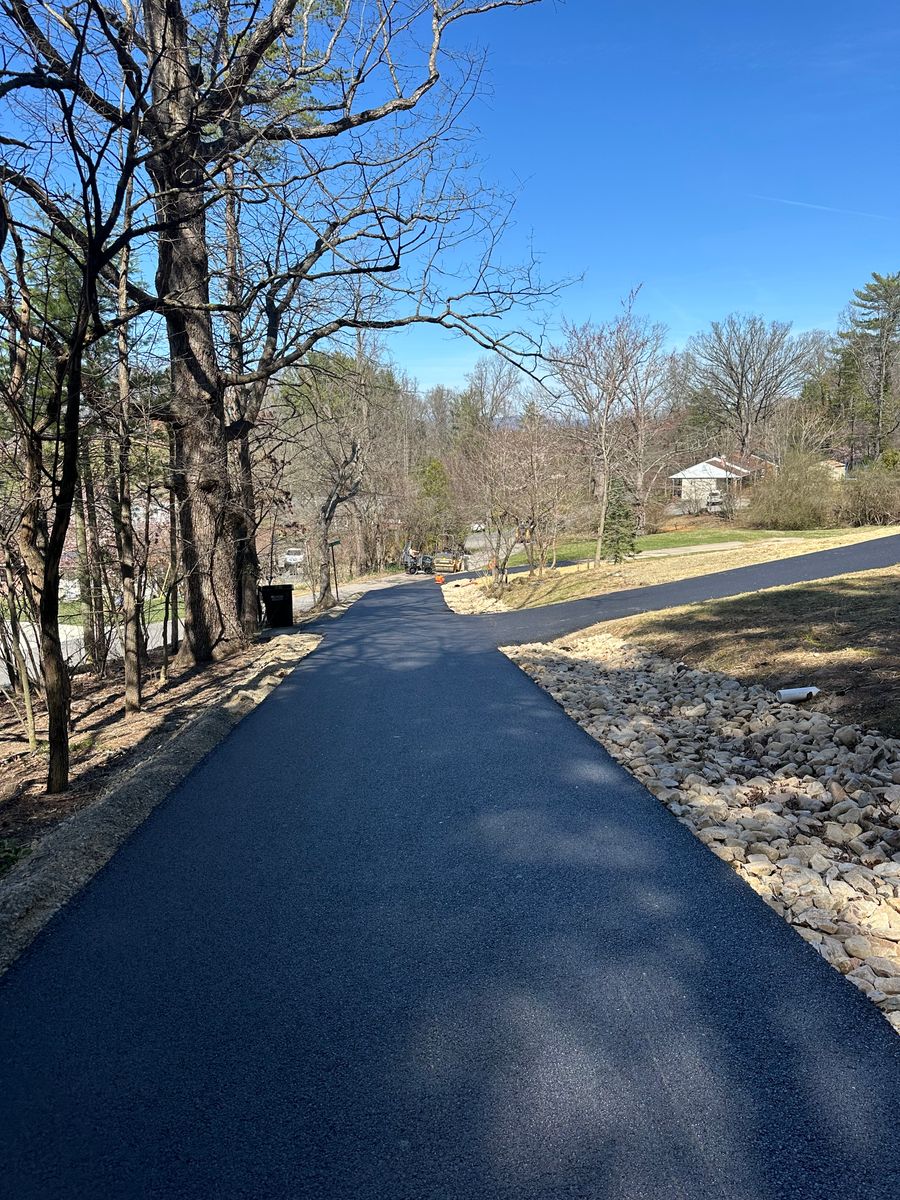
left=442, top=578, right=507, bottom=614
left=504, top=630, right=900, bottom=1032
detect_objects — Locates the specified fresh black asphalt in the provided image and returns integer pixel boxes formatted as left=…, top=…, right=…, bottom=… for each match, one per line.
left=3, top=534, right=900, bottom=1198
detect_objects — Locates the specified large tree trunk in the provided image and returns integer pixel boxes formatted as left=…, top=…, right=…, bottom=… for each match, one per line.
left=233, top=430, right=261, bottom=637
left=168, top=414, right=242, bottom=663
left=166, top=423, right=180, bottom=656
left=592, top=472, right=609, bottom=568
left=146, top=3, right=243, bottom=665
left=155, top=179, right=243, bottom=664
left=221, top=161, right=261, bottom=639
left=315, top=515, right=338, bottom=610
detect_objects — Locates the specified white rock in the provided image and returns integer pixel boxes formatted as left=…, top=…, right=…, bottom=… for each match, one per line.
left=866, top=956, right=900, bottom=977
left=840, top=934, right=871, bottom=958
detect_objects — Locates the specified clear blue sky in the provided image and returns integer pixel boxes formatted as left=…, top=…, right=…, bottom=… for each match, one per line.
left=392, top=0, right=900, bottom=389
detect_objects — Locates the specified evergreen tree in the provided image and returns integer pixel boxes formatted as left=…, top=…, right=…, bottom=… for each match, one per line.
left=601, top=478, right=637, bottom=564
left=839, top=271, right=900, bottom=458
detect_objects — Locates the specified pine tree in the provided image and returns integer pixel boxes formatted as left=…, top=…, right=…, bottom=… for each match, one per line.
left=839, top=271, right=900, bottom=459
left=601, top=478, right=637, bottom=564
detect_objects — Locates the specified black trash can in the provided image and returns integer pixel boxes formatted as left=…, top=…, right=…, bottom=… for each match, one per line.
left=259, top=584, right=294, bottom=627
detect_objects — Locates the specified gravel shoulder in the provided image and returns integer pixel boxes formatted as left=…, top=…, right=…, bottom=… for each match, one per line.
left=505, top=627, right=900, bottom=1034
left=443, top=527, right=900, bottom=614
left=598, top=562, right=900, bottom=737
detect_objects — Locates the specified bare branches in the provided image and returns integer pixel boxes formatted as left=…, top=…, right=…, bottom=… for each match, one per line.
left=0, top=0, right=550, bottom=784
left=685, top=314, right=816, bottom=456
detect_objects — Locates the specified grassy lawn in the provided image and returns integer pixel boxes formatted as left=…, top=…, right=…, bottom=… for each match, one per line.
left=56, top=597, right=169, bottom=625
left=636, top=526, right=865, bottom=550
left=489, top=527, right=900, bottom=612
left=507, top=525, right=886, bottom=566
left=595, top=563, right=900, bottom=737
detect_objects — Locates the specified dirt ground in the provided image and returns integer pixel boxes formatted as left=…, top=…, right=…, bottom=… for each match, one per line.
left=443, top=527, right=900, bottom=614
left=0, top=632, right=318, bottom=875
left=598, top=563, right=900, bottom=737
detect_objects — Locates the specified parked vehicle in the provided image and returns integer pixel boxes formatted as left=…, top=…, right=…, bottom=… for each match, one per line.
left=400, top=544, right=435, bottom=574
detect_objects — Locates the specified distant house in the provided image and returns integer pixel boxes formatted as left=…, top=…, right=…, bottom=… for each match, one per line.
left=818, top=458, right=848, bottom=481
left=669, top=455, right=771, bottom=505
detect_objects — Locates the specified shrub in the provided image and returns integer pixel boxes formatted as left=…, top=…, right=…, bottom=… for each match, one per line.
left=837, top=465, right=900, bottom=526
left=640, top=494, right=669, bottom=535
left=602, top=479, right=638, bottom=562
left=742, top=456, right=839, bottom=530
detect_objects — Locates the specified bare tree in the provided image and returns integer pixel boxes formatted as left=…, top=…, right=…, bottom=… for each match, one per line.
left=517, top=400, right=580, bottom=574
left=762, top=396, right=838, bottom=464
left=451, top=355, right=523, bottom=584
left=552, top=311, right=631, bottom=568
left=284, top=345, right=383, bottom=610
left=615, top=316, right=676, bottom=528
left=1, top=0, right=547, bottom=668
left=685, top=313, right=814, bottom=457
left=467, top=427, right=526, bottom=587
left=0, top=193, right=133, bottom=791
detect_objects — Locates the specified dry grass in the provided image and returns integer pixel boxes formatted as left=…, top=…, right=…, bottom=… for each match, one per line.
left=450, top=527, right=900, bottom=614
left=593, top=563, right=900, bottom=737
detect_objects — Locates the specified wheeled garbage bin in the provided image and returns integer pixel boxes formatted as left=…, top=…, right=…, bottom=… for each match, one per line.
left=259, top=584, right=294, bottom=627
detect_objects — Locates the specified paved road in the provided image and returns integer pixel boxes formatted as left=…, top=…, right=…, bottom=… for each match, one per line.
left=0, top=575, right=419, bottom=688
left=479, top=530, right=900, bottom=643
left=3, top=536, right=900, bottom=1197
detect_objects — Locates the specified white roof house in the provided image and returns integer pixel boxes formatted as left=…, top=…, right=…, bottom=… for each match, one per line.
left=669, top=460, right=746, bottom=483
left=670, top=454, right=770, bottom=481
left=669, top=456, right=769, bottom=506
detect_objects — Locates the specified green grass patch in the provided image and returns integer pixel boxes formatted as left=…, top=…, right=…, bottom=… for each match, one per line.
left=57, top=597, right=169, bottom=624
left=0, top=839, right=30, bottom=876
left=636, top=527, right=863, bottom=551
left=507, top=526, right=883, bottom=566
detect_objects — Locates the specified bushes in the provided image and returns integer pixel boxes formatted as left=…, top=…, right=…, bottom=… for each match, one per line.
left=742, top=456, right=839, bottom=530
left=837, top=465, right=900, bottom=526
left=640, top=495, right=669, bottom=535
left=743, top=456, right=900, bottom=529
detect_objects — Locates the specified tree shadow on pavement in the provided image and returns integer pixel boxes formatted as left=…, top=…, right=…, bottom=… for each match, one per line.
left=4, top=581, right=900, bottom=1198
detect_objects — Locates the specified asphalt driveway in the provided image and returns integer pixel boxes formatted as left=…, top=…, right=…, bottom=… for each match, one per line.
left=3, top=536, right=900, bottom=1197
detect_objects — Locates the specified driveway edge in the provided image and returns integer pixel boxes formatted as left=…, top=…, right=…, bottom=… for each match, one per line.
left=0, top=631, right=320, bottom=977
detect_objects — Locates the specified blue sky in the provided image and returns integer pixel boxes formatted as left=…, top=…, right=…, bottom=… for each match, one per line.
left=392, top=0, right=900, bottom=389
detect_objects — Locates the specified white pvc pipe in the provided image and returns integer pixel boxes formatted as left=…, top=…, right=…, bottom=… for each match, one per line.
left=775, top=686, right=821, bottom=703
